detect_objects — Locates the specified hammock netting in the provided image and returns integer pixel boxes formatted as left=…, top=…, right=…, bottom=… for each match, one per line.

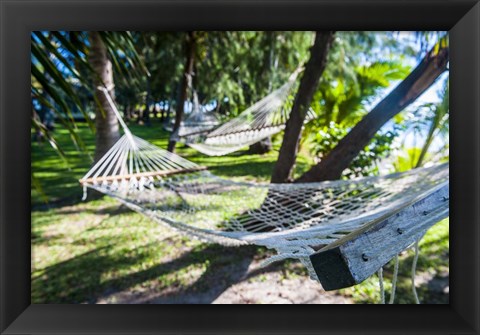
left=179, top=68, right=316, bottom=156
left=81, top=129, right=449, bottom=282
left=169, top=90, right=220, bottom=141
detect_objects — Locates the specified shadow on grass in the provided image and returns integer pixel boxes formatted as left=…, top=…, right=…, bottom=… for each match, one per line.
left=32, top=235, right=292, bottom=304
left=31, top=229, right=63, bottom=245
left=32, top=241, right=265, bottom=304
left=53, top=203, right=133, bottom=217
left=206, top=161, right=275, bottom=179
left=108, top=244, right=259, bottom=304
left=32, top=189, right=106, bottom=212
left=32, top=244, right=125, bottom=303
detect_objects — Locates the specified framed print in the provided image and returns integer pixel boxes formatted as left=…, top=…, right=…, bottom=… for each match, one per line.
left=1, top=0, right=479, bottom=334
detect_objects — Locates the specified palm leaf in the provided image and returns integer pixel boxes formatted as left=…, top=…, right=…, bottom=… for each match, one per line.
left=31, top=31, right=148, bottom=164
left=33, top=32, right=90, bottom=87
left=31, top=41, right=92, bottom=126
left=31, top=86, right=88, bottom=154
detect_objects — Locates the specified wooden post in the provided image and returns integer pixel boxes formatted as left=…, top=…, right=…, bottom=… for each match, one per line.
left=309, top=183, right=449, bottom=291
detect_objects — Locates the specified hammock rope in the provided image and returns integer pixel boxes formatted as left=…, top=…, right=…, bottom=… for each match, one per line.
left=169, top=90, right=220, bottom=141
left=81, top=88, right=449, bottom=297
left=180, top=67, right=316, bottom=156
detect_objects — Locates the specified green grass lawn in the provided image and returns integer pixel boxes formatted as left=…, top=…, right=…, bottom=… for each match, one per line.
left=31, top=119, right=449, bottom=304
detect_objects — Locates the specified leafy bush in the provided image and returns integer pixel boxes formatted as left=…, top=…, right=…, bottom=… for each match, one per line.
left=309, top=121, right=401, bottom=178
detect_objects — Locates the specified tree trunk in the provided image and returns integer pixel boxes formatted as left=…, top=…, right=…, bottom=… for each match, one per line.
left=126, top=104, right=133, bottom=121
left=88, top=31, right=120, bottom=163
left=167, top=31, right=196, bottom=152
left=270, top=31, right=335, bottom=183
left=296, top=45, right=449, bottom=183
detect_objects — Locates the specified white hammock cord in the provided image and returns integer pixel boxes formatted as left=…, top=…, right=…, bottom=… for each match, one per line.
left=97, top=86, right=136, bottom=149
left=378, top=267, right=385, bottom=304
left=389, top=254, right=400, bottom=304
left=411, top=240, right=421, bottom=304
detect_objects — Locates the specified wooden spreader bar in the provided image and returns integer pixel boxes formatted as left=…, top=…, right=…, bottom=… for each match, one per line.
left=310, top=183, right=449, bottom=291
left=79, top=166, right=208, bottom=185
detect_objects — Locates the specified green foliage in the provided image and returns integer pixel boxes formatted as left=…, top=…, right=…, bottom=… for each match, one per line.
left=312, top=60, right=410, bottom=126
left=392, top=147, right=427, bottom=172
left=31, top=31, right=147, bottom=154
left=194, top=31, right=314, bottom=117
left=310, top=31, right=413, bottom=128
left=300, top=32, right=420, bottom=178
left=394, top=78, right=449, bottom=169
left=32, top=31, right=449, bottom=187
left=101, top=31, right=150, bottom=90
left=414, top=31, right=449, bottom=57
left=125, top=32, right=184, bottom=107
left=415, top=81, right=449, bottom=167
left=308, top=122, right=400, bottom=178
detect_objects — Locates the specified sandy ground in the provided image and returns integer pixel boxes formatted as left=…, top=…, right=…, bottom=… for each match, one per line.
left=97, top=255, right=353, bottom=304
left=35, top=202, right=447, bottom=305
left=93, top=233, right=448, bottom=305
left=95, top=256, right=449, bottom=304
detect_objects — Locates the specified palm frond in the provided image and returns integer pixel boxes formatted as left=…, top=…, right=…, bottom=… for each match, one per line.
left=31, top=31, right=148, bottom=161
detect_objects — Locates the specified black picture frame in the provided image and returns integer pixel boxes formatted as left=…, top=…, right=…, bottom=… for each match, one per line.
left=1, top=0, right=479, bottom=334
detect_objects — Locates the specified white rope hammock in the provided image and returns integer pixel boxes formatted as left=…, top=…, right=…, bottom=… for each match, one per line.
left=82, top=88, right=449, bottom=289
left=169, top=90, right=220, bottom=141
left=180, top=67, right=315, bottom=156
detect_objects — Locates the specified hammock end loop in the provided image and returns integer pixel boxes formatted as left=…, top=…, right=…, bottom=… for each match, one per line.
left=82, top=185, right=88, bottom=201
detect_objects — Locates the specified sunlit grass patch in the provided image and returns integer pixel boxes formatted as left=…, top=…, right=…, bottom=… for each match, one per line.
left=31, top=199, right=202, bottom=303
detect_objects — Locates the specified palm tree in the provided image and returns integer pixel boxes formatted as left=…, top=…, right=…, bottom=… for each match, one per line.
left=88, top=32, right=120, bottom=161
left=317, top=61, right=410, bottom=127
left=415, top=81, right=449, bottom=168
left=167, top=31, right=197, bottom=153
left=31, top=31, right=147, bottom=162
left=296, top=37, right=449, bottom=182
